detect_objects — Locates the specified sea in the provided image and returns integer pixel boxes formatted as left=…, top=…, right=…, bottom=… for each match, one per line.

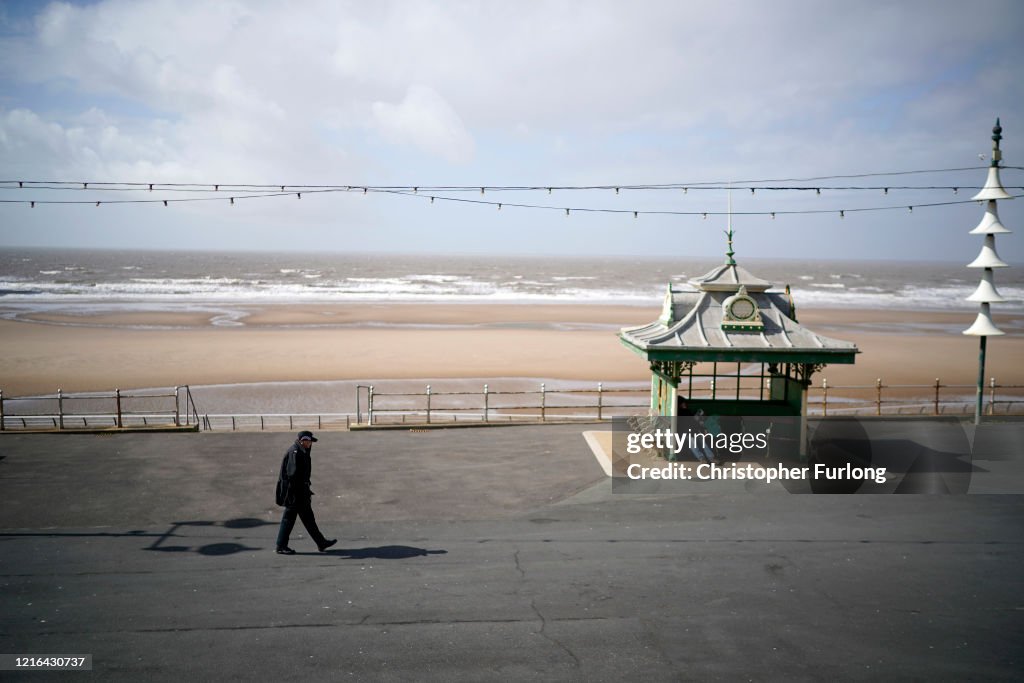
left=1, top=247, right=1022, bottom=314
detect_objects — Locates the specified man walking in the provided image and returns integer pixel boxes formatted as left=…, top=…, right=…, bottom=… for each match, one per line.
left=275, top=430, right=336, bottom=555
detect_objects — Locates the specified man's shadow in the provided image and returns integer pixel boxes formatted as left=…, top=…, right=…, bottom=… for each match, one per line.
left=322, top=545, right=448, bottom=560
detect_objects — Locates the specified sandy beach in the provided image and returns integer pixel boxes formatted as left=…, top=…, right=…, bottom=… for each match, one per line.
left=1, top=303, right=1022, bottom=400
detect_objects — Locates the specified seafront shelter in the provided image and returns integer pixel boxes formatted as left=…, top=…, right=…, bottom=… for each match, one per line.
left=619, top=229, right=858, bottom=420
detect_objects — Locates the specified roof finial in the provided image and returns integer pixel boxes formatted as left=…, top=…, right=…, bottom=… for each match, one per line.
left=991, top=117, right=1002, bottom=167
left=724, top=188, right=736, bottom=265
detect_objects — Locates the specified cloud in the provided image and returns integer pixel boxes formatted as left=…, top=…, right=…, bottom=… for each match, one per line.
left=0, top=106, right=180, bottom=178
left=371, top=85, right=475, bottom=163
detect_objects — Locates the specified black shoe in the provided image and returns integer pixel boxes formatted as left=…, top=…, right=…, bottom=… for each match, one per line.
left=276, top=547, right=296, bottom=555
left=318, top=539, right=337, bottom=552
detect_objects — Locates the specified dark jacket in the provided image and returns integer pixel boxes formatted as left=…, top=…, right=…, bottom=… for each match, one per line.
left=276, top=442, right=313, bottom=507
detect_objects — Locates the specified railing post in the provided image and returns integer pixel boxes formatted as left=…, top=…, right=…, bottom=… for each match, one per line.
left=990, top=377, right=996, bottom=415
left=116, top=388, right=123, bottom=428
left=483, top=384, right=489, bottom=423
left=597, top=382, right=603, bottom=421
left=934, top=378, right=941, bottom=415
left=58, top=388, right=64, bottom=430
left=0, top=389, right=5, bottom=431
left=174, top=386, right=181, bottom=426
left=876, top=378, right=882, bottom=416
left=541, top=383, right=546, bottom=422
left=426, top=384, right=432, bottom=424
left=822, top=378, right=828, bottom=417
left=368, top=385, right=375, bottom=426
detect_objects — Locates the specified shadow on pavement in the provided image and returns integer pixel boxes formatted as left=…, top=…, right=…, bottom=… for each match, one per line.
left=324, top=545, right=449, bottom=560
left=145, top=517, right=274, bottom=555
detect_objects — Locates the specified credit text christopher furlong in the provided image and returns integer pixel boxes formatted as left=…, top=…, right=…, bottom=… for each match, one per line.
left=624, top=462, right=888, bottom=484
left=623, top=428, right=887, bottom=484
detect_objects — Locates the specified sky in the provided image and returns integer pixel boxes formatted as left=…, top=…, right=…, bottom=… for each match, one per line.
left=0, top=0, right=1022, bottom=261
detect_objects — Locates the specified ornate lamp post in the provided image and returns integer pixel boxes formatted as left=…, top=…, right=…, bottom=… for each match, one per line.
left=964, top=119, right=1013, bottom=424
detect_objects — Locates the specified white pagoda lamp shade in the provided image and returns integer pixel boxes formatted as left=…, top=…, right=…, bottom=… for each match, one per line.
left=972, top=166, right=1014, bottom=201
left=967, top=234, right=1009, bottom=269
left=970, top=200, right=1012, bottom=235
left=963, top=304, right=1005, bottom=336
left=967, top=269, right=1006, bottom=303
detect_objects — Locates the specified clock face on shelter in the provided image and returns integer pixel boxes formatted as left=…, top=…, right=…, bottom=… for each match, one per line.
left=720, top=285, right=763, bottom=332
left=728, top=296, right=756, bottom=321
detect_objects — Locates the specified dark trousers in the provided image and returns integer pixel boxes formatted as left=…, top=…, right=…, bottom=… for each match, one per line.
left=276, top=501, right=327, bottom=549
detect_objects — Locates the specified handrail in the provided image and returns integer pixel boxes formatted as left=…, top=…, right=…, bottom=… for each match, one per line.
left=362, top=382, right=650, bottom=425
left=0, top=386, right=199, bottom=432
left=813, top=376, right=1023, bottom=416
left=365, top=378, right=1024, bottom=424
left=3, top=377, right=1022, bottom=433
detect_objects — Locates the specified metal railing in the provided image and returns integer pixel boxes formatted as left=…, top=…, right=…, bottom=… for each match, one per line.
left=200, top=413, right=354, bottom=432
left=0, top=386, right=200, bottom=431
left=811, top=377, right=1024, bottom=416
left=358, top=382, right=650, bottom=426
left=5, top=377, right=1022, bottom=433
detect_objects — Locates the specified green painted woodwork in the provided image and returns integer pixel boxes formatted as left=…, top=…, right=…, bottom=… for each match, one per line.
left=619, top=336, right=857, bottom=366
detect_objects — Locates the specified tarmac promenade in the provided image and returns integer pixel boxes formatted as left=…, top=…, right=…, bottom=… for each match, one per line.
left=1, top=424, right=1022, bottom=681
